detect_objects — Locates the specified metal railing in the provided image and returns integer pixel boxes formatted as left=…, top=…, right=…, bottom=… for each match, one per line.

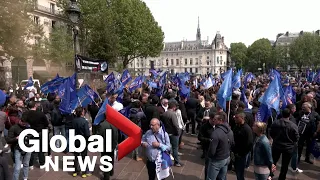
left=34, top=4, right=64, bottom=16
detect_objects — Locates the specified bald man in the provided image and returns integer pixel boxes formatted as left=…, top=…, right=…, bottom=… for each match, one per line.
left=142, top=118, right=171, bottom=180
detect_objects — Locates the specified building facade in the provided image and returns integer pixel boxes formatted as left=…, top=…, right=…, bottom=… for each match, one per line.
left=1, top=0, right=67, bottom=87
left=127, top=18, right=230, bottom=76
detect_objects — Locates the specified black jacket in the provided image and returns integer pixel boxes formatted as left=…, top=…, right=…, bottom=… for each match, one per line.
left=233, top=123, right=253, bottom=156
left=270, top=118, right=299, bottom=152
left=72, top=117, right=90, bottom=140
left=96, top=120, right=118, bottom=152
left=24, top=110, right=48, bottom=133
left=144, top=104, right=160, bottom=122
left=208, top=124, right=234, bottom=160
left=178, top=101, right=188, bottom=123
left=198, top=122, right=214, bottom=150
left=161, top=110, right=180, bottom=136
left=6, top=123, right=28, bottom=148
left=185, top=98, right=200, bottom=117
left=51, top=107, right=65, bottom=126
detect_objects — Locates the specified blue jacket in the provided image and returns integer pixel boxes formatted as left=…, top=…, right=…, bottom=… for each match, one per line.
left=253, top=135, right=273, bottom=169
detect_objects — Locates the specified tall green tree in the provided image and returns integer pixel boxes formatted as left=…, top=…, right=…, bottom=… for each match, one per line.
left=58, top=0, right=164, bottom=68
left=272, top=45, right=289, bottom=70
left=247, top=38, right=272, bottom=72
left=45, top=26, right=74, bottom=65
left=230, top=42, right=247, bottom=69
left=289, top=33, right=319, bottom=70
left=0, top=0, right=38, bottom=59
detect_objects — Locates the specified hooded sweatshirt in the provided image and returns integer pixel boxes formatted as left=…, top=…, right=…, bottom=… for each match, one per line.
left=207, top=123, right=234, bottom=160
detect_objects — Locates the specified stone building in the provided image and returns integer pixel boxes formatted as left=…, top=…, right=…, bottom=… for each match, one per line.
left=1, top=0, right=68, bottom=87
left=127, top=18, right=230, bottom=76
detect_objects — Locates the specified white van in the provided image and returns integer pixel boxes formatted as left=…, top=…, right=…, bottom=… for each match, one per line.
left=17, top=79, right=41, bottom=93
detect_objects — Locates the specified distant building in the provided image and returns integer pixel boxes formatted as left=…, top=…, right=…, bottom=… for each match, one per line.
left=127, top=17, right=230, bottom=76
left=271, top=30, right=320, bottom=71
left=273, top=30, right=320, bottom=46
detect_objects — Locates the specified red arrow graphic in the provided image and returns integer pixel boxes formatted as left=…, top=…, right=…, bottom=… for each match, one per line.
left=105, top=105, right=142, bottom=160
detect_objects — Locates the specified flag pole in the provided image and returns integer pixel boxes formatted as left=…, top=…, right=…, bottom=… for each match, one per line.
left=227, top=100, right=231, bottom=124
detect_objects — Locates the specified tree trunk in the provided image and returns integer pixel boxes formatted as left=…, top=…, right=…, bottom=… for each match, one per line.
left=122, top=55, right=129, bottom=69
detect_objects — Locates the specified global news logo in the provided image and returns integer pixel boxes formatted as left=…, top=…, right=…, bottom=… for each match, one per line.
left=17, top=104, right=142, bottom=172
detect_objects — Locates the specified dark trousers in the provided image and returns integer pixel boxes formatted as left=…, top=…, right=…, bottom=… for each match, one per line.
left=234, top=154, right=248, bottom=180
left=298, top=134, right=312, bottom=162
left=178, top=130, right=184, bottom=145
left=73, top=148, right=88, bottom=174
left=101, top=152, right=114, bottom=180
left=272, top=147, right=292, bottom=180
left=29, top=151, right=46, bottom=166
left=29, top=133, right=46, bottom=166
left=186, top=114, right=196, bottom=134
left=169, top=135, right=180, bottom=164
left=146, top=160, right=166, bottom=180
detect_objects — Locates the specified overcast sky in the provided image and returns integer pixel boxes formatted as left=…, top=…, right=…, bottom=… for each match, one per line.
left=142, top=0, right=319, bottom=47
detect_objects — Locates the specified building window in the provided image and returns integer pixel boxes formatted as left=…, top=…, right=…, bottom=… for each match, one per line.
left=185, top=58, right=187, bottom=65
left=220, top=60, right=222, bottom=65
left=190, top=68, right=192, bottom=73
left=207, top=61, right=210, bottom=65
left=217, top=56, right=219, bottom=64
left=220, top=56, right=222, bottom=60
left=190, top=58, right=193, bottom=65
left=185, top=68, right=187, bottom=72
left=195, top=68, right=198, bottom=73
left=207, top=52, right=209, bottom=54
left=34, top=16, right=39, bottom=24
left=207, top=68, right=210, bottom=73
left=130, top=63, right=133, bottom=67
left=50, top=3, right=55, bottom=14
left=171, top=59, right=174, bottom=65
left=52, top=20, right=56, bottom=29
left=166, top=59, right=169, bottom=66
left=195, top=58, right=198, bottom=65
left=176, top=59, right=179, bottom=65
left=207, top=56, right=209, bottom=59
left=137, top=63, right=139, bottom=67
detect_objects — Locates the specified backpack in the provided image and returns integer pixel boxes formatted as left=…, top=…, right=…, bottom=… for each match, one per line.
left=128, top=109, right=142, bottom=125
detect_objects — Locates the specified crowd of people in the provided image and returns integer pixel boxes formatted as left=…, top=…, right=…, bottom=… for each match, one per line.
left=0, top=74, right=319, bottom=180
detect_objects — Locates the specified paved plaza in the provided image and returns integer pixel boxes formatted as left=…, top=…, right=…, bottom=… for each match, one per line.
left=4, top=134, right=320, bottom=180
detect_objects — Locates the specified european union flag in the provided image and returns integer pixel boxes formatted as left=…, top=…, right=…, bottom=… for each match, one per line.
left=93, top=98, right=109, bottom=125
left=259, top=76, right=283, bottom=113
left=120, top=69, right=132, bottom=86
left=240, top=89, right=248, bottom=108
left=232, top=69, right=242, bottom=89
left=40, top=74, right=63, bottom=93
left=71, top=84, right=99, bottom=109
left=217, top=69, right=233, bottom=111
left=59, top=73, right=77, bottom=114
left=256, top=104, right=271, bottom=122
left=129, top=76, right=143, bottom=92
left=269, top=69, right=280, bottom=81
left=0, top=90, right=6, bottom=107
left=281, top=85, right=296, bottom=109
left=24, top=77, right=33, bottom=89
left=105, top=72, right=115, bottom=84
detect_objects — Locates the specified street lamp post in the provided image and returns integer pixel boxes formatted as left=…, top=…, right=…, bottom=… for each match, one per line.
left=66, top=0, right=81, bottom=86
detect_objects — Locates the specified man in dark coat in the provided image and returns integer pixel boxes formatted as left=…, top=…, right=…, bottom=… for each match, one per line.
left=96, top=119, right=118, bottom=180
